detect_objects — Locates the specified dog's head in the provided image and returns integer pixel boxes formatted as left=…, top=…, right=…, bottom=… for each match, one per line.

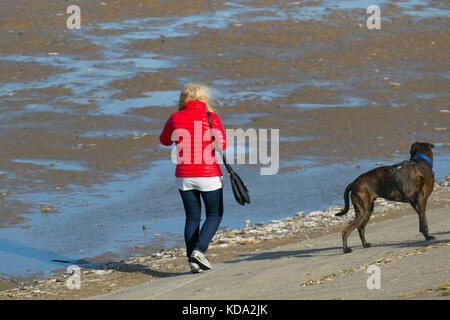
left=410, top=142, right=434, bottom=161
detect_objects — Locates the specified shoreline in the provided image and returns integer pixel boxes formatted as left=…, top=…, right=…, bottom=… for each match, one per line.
left=1, top=177, right=448, bottom=299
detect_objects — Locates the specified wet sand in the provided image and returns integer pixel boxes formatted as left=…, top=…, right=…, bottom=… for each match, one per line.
left=0, top=0, right=449, bottom=294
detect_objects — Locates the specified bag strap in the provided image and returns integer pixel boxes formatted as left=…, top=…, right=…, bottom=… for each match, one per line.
left=207, top=111, right=234, bottom=175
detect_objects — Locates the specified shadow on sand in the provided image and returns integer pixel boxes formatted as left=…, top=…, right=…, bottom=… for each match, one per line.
left=223, top=232, right=450, bottom=264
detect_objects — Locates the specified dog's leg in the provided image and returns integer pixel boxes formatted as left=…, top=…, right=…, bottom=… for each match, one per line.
left=342, top=195, right=365, bottom=253
left=412, top=196, right=435, bottom=241
left=358, top=200, right=374, bottom=248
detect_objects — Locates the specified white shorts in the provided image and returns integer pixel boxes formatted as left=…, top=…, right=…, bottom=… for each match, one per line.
left=177, top=176, right=223, bottom=192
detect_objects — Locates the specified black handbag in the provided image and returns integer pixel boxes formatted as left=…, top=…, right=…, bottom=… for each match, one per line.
left=207, top=111, right=250, bottom=206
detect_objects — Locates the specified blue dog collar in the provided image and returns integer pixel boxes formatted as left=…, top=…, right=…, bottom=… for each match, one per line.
left=414, top=153, right=433, bottom=168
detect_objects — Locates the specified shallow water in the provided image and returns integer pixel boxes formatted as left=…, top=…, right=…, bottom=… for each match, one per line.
left=289, top=97, right=369, bottom=109
left=11, top=159, right=88, bottom=171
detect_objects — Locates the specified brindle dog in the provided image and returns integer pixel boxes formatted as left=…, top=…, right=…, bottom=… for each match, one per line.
left=336, top=142, right=435, bottom=253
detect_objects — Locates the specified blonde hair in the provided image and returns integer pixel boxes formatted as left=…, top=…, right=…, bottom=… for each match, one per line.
left=178, top=82, right=216, bottom=113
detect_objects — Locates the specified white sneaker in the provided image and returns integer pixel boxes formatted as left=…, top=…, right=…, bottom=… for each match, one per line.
left=189, top=261, right=203, bottom=273
left=190, top=250, right=212, bottom=270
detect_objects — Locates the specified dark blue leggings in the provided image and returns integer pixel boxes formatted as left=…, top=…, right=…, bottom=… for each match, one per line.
left=179, top=188, right=223, bottom=258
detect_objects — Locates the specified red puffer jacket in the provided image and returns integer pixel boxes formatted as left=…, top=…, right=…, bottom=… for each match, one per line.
left=159, top=100, right=227, bottom=177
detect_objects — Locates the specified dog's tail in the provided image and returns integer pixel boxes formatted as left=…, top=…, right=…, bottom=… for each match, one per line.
left=335, top=182, right=353, bottom=216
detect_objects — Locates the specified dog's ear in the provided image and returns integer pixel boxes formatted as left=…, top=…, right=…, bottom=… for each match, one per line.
left=410, top=142, right=419, bottom=157
left=427, top=143, right=435, bottom=150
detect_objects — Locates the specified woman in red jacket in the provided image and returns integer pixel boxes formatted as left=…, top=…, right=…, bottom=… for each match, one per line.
left=160, top=83, right=227, bottom=273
